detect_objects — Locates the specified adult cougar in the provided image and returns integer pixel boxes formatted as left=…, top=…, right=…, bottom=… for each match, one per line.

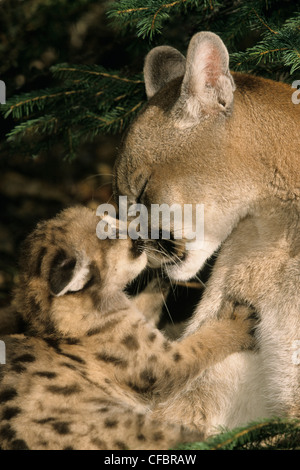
left=114, top=31, right=300, bottom=431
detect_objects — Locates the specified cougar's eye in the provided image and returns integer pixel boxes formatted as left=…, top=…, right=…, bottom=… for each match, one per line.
left=136, top=178, right=149, bottom=204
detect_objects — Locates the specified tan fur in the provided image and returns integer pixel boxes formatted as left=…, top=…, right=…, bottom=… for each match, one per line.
left=0, top=306, right=22, bottom=335
left=0, top=206, right=254, bottom=450
left=114, top=32, right=300, bottom=430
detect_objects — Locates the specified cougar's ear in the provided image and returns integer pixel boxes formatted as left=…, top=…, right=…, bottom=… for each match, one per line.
left=144, top=46, right=186, bottom=99
left=177, top=32, right=235, bottom=125
left=48, top=249, right=91, bottom=296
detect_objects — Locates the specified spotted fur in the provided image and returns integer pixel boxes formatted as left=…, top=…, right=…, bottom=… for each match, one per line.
left=0, top=206, right=254, bottom=450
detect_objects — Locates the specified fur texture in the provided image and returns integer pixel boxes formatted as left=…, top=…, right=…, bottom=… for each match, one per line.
left=0, top=206, right=254, bottom=450
left=114, top=31, right=300, bottom=430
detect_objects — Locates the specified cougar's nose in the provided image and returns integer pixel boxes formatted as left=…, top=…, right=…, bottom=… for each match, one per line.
left=131, top=237, right=145, bottom=258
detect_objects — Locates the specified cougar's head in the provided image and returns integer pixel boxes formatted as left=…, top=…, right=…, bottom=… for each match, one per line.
left=114, top=32, right=261, bottom=281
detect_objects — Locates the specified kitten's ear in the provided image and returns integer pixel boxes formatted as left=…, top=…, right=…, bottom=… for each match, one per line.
left=48, top=249, right=91, bottom=296
left=144, top=46, right=186, bottom=99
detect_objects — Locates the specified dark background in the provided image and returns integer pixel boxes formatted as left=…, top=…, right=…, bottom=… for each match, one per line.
left=0, top=0, right=211, bottom=317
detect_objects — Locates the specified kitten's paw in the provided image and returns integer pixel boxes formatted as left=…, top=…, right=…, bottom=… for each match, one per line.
left=230, top=304, right=258, bottom=350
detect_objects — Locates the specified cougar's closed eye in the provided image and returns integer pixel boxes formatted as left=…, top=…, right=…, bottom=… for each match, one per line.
left=136, top=178, right=149, bottom=204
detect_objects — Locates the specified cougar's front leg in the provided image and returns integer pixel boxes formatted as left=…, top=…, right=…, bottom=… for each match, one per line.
left=183, top=263, right=229, bottom=337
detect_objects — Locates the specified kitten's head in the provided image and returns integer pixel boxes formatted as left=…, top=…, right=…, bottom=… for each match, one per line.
left=14, top=206, right=147, bottom=339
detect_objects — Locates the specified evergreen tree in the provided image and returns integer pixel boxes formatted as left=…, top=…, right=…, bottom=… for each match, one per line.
left=1, top=0, right=300, bottom=159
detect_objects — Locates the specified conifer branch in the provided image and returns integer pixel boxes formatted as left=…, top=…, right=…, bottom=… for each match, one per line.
left=251, top=8, right=278, bottom=35
left=52, top=65, right=144, bottom=84
left=108, top=0, right=214, bottom=38
left=1, top=0, right=300, bottom=160
left=174, top=418, right=300, bottom=450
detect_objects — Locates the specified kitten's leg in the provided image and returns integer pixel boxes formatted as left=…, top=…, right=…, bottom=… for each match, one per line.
left=122, top=302, right=256, bottom=402
left=91, top=406, right=203, bottom=450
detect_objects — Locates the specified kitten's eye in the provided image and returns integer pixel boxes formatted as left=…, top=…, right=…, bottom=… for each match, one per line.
left=48, top=249, right=91, bottom=297
left=49, top=250, right=76, bottom=296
